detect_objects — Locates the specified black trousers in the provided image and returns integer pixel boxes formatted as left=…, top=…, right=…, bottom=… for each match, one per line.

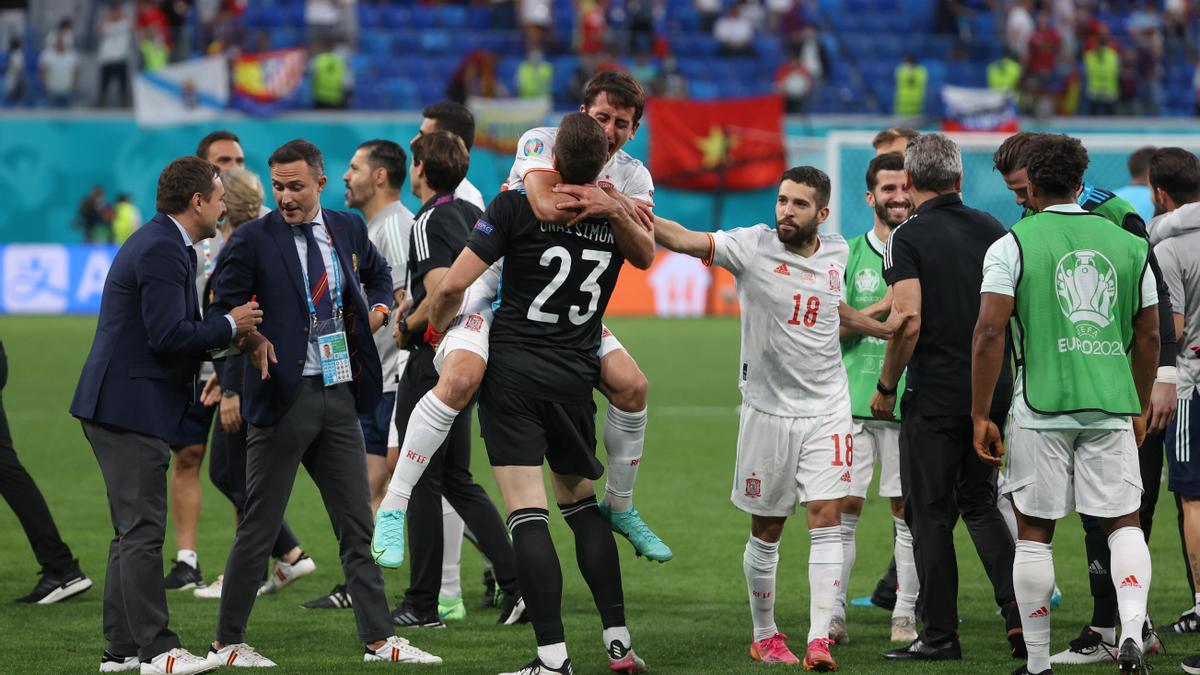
left=900, top=411, right=1016, bottom=645
left=0, top=342, right=76, bottom=576
left=209, top=415, right=300, bottom=560
left=395, top=346, right=518, bottom=613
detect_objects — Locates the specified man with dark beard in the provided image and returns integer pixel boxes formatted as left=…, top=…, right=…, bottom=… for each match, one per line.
left=653, top=166, right=909, bottom=670
left=830, top=151, right=918, bottom=647
left=871, top=134, right=1024, bottom=662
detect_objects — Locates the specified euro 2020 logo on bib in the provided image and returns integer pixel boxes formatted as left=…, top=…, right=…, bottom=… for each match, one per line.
left=854, top=268, right=881, bottom=296
left=1055, top=249, right=1116, bottom=339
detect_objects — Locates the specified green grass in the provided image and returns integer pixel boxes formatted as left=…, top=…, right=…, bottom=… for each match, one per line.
left=0, top=315, right=1198, bottom=673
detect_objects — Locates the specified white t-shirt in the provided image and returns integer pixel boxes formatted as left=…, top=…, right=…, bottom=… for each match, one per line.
left=714, top=14, right=754, bottom=48
left=96, top=15, right=132, bottom=64
left=981, top=203, right=1159, bottom=430
left=1006, top=6, right=1035, bottom=58
left=506, top=126, right=655, bottom=203
left=40, top=48, right=77, bottom=95
left=708, top=225, right=851, bottom=418
left=367, top=200, right=414, bottom=393
left=455, top=177, right=485, bottom=212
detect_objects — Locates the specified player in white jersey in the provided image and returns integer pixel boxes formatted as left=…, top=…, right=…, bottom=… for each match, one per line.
left=378, top=72, right=672, bottom=567
left=652, top=167, right=909, bottom=671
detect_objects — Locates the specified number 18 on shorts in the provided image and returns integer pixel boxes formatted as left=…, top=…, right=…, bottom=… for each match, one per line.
left=731, top=405, right=854, bottom=517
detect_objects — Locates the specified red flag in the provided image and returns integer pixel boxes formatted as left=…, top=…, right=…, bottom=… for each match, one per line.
left=647, top=95, right=786, bottom=191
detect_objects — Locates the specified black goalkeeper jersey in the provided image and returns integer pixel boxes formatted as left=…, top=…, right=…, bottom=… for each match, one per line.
left=466, top=189, right=626, bottom=403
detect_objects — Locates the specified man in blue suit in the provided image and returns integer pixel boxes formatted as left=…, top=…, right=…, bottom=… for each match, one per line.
left=71, top=156, right=263, bottom=675
left=204, top=139, right=441, bottom=667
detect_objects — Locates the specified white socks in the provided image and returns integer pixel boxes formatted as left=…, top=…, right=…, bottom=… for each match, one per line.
left=439, top=498, right=464, bottom=599
left=744, top=535, right=780, bottom=642
left=834, top=513, right=859, bottom=621
left=893, top=516, right=919, bottom=619
left=537, top=642, right=569, bottom=670
left=602, top=626, right=632, bottom=655
left=1109, top=526, right=1151, bottom=651
left=177, top=549, right=198, bottom=569
left=808, top=526, right=843, bottom=643
left=1014, top=540, right=1054, bottom=674
left=602, top=406, right=647, bottom=513
left=380, top=392, right=459, bottom=513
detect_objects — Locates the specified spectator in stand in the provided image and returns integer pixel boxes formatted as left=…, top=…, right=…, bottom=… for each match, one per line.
left=1115, top=146, right=1159, bottom=224
left=446, top=50, right=509, bottom=104
left=43, top=17, right=74, bottom=52
left=653, top=55, right=688, bottom=98
left=96, top=3, right=134, bottom=108
left=4, top=36, right=24, bottom=105
left=1006, top=0, right=1035, bottom=62
left=1118, top=45, right=1139, bottom=116
left=577, top=0, right=606, bottom=55
left=775, top=31, right=828, bottom=114
left=629, top=49, right=659, bottom=88
left=987, top=49, right=1022, bottom=98
left=0, top=0, right=24, bottom=53
left=1083, top=31, right=1119, bottom=116
left=779, top=0, right=808, bottom=48
left=311, top=41, right=349, bottom=109
left=516, top=48, right=552, bottom=98
left=893, top=54, right=927, bottom=118
left=1025, top=10, right=1062, bottom=117
left=139, top=27, right=168, bottom=72
left=1130, top=13, right=1164, bottom=116
left=136, top=0, right=170, bottom=50
left=40, top=27, right=78, bottom=108
left=206, top=3, right=245, bottom=56
left=765, top=0, right=794, bottom=32
left=1074, top=5, right=1106, bottom=53
left=111, top=194, right=143, bottom=244
left=164, top=0, right=190, bottom=60
left=714, top=1, right=755, bottom=57
left=306, top=0, right=357, bottom=47
left=695, top=0, right=721, bottom=33
left=1050, top=0, right=1075, bottom=60
left=519, top=0, right=551, bottom=51
left=626, top=0, right=656, bottom=54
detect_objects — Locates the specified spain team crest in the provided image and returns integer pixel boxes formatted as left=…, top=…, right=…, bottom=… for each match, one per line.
left=745, top=476, right=762, bottom=498
left=828, top=266, right=841, bottom=292
left=465, top=314, right=484, bottom=332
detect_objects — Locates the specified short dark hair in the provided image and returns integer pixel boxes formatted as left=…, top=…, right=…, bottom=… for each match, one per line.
left=1025, top=134, right=1089, bottom=199
left=553, top=112, right=609, bottom=185
left=992, top=131, right=1046, bottom=174
left=268, top=139, right=324, bottom=176
left=1128, top=146, right=1157, bottom=180
left=410, top=130, right=470, bottom=193
left=422, top=102, right=476, bottom=151
left=871, top=127, right=919, bottom=150
left=156, top=155, right=220, bottom=215
left=866, top=152, right=906, bottom=191
left=357, top=139, right=407, bottom=192
left=1149, top=148, right=1200, bottom=206
left=781, top=166, right=831, bottom=209
left=196, top=130, right=241, bottom=161
left=583, top=70, right=646, bottom=125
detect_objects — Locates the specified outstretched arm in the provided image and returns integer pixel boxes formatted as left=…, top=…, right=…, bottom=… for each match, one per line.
left=653, top=215, right=713, bottom=260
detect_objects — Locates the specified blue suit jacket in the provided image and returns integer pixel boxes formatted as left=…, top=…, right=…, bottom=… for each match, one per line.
left=70, top=214, right=234, bottom=439
left=208, top=208, right=391, bottom=427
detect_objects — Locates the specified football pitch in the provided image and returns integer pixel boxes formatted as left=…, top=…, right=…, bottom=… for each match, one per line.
left=1, top=315, right=1198, bottom=674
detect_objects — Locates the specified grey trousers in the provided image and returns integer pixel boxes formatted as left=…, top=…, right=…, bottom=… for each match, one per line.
left=82, top=420, right=181, bottom=661
left=216, top=378, right=392, bottom=645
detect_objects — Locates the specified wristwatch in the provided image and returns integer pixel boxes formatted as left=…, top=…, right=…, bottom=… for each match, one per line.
left=876, top=380, right=897, bottom=396
left=397, top=317, right=409, bottom=336
left=221, top=390, right=238, bottom=399
left=374, top=306, right=390, bottom=326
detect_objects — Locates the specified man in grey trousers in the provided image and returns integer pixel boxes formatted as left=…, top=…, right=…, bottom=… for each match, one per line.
left=202, top=139, right=440, bottom=667
left=70, top=156, right=262, bottom=674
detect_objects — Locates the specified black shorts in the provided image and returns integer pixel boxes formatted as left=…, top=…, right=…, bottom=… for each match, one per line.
left=478, top=384, right=603, bottom=480
left=359, top=390, right=396, bottom=458
left=169, top=378, right=216, bottom=449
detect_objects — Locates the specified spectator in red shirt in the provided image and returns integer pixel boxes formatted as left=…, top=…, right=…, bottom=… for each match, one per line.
left=136, top=0, right=170, bottom=47
left=577, top=0, right=607, bottom=55
left=1024, top=10, right=1062, bottom=117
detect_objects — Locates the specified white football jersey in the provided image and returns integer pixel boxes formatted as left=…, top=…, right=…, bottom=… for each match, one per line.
left=709, top=225, right=851, bottom=417
left=506, top=126, right=655, bottom=202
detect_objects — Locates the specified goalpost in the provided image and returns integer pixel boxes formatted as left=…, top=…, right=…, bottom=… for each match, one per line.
left=823, top=131, right=1200, bottom=237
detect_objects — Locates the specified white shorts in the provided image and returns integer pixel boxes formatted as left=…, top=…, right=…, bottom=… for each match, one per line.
left=849, top=419, right=902, bottom=499
left=433, top=263, right=625, bottom=372
left=386, top=350, right=411, bottom=449
left=730, top=404, right=854, bottom=517
left=1001, top=419, right=1143, bottom=520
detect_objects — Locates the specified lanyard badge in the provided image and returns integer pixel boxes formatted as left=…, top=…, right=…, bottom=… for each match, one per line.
left=302, top=243, right=353, bottom=387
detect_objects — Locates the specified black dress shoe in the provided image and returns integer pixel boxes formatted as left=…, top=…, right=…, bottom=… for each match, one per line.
left=883, top=638, right=963, bottom=661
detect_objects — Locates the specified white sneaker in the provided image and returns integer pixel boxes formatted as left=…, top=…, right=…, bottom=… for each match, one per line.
left=1049, top=626, right=1117, bottom=664
left=99, top=651, right=139, bottom=672
left=257, top=555, right=316, bottom=596
left=206, top=643, right=277, bottom=668
left=363, top=636, right=442, bottom=664
left=140, top=648, right=216, bottom=674
left=890, top=615, right=919, bottom=643
left=194, top=576, right=222, bottom=599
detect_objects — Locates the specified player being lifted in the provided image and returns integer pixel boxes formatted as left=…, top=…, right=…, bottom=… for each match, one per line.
left=425, top=112, right=654, bottom=675
left=375, top=71, right=670, bottom=564
left=654, top=167, right=909, bottom=671
left=832, top=151, right=919, bottom=646
left=973, top=134, right=1158, bottom=675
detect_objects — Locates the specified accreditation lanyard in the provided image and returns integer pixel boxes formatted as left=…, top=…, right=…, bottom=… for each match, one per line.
left=300, top=229, right=353, bottom=386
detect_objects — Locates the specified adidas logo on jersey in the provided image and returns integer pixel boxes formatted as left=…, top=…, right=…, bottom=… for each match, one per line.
left=1120, top=575, right=1142, bottom=588
left=1028, top=606, right=1049, bottom=618
left=774, top=263, right=790, bottom=276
